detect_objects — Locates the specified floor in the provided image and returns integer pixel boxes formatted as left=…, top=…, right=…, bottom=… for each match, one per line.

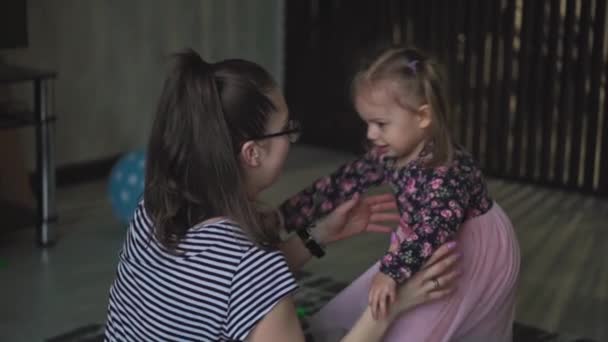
left=0, top=144, right=607, bottom=341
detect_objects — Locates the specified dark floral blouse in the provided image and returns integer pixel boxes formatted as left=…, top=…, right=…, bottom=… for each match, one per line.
left=279, top=144, right=493, bottom=283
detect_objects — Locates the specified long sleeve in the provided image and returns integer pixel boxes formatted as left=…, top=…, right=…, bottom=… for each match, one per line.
left=379, top=167, right=471, bottom=283
left=279, top=150, right=386, bottom=232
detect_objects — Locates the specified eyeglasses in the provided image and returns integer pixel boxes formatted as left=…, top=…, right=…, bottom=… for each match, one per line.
left=253, top=119, right=301, bottom=143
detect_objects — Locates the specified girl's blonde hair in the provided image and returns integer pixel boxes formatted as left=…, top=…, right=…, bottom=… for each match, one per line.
left=353, top=46, right=454, bottom=166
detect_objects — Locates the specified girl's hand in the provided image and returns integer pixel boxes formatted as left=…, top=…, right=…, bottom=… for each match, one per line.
left=315, top=193, right=400, bottom=244
left=368, top=272, right=397, bottom=320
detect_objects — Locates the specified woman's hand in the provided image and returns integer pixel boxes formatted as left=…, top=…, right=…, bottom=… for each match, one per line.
left=314, top=193, right=400, bottom=244
left=389, top=242, right=461, bottom=318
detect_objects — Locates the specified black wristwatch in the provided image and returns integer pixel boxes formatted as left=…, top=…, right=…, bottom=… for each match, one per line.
left=296, top=225, right=325, bottom=258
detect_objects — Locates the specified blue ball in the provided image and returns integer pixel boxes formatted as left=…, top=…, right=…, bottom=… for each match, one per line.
left=108, top=150, right=146, bottom=224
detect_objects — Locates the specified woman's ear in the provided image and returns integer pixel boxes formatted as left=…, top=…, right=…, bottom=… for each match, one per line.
left=416, top=104, right=433, bottom=129
left=240, top=141, right=261, bottom=168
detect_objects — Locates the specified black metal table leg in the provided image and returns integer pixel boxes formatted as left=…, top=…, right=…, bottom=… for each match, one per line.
left=34, top=79, right=57, bottom=246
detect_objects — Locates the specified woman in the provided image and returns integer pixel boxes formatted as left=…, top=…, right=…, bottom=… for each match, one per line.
left=104, top=49, right=460, bottom=341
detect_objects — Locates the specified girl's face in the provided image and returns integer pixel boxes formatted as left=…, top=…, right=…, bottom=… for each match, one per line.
left=354, top=80, right=431, bottom=166
left=242, top=89, right=295, bottom=197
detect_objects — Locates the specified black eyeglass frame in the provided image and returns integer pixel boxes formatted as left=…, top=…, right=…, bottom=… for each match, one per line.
left=251, top=119, right=301, bottom=143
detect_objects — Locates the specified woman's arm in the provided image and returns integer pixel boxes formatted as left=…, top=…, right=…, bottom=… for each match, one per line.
left=279, top=151, right=387, bottom=232
left=250, top=242, right=460, bottom=342
left=246, top=296, right=305, bottom=342
left=278, top=231, right=314, bottom=272
left=278, top=194, right=398, bottom=273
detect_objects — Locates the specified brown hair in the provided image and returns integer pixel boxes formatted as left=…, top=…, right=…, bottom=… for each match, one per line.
left=353, top=46, right=454, bottom=166
left=144, top=48, right=281, bottom=250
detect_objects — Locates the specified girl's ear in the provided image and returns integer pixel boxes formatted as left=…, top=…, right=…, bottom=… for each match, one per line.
left=240, top=141, right=261, bottom=168
left=416, top=104, right=432, bottom=129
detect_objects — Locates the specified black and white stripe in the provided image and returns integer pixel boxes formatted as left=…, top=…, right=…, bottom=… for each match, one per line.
left=105, top=203, right=298, bottom=341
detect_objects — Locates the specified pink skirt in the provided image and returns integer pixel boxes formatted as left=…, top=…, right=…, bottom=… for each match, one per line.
left=309, top=203, right=520, bottom=342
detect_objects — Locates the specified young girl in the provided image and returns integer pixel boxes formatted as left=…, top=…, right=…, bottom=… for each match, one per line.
left=279, top=47, right=521, bottom=341
left=103, top=49, right=461, bottom=342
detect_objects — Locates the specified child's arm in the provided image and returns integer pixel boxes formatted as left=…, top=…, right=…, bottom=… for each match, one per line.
left=279, top=149, right=387, bottom=232
left=379, top=172, right=470, bottom=284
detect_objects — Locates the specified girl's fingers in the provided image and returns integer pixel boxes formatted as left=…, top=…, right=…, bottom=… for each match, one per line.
left=376, top=293, right=383, bottom=320
left=374, top=291, right=384, bottom=320
left=369, top=290, right=378, bottom=320
left=379, top=293, right=388, bottom=319
left=371, top=296, right=378, bottom=320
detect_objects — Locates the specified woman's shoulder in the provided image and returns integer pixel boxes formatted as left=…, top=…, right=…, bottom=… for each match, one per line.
left=192, top=219, right=253, bottom=242
left=132, top=204, right=283, bottom=262
left=191, top=220, right=284, bottom=260
left=187, top=220, right=257, bottom=252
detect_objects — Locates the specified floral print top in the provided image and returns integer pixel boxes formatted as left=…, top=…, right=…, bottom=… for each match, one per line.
left=279, top=143, right=493, bottom=283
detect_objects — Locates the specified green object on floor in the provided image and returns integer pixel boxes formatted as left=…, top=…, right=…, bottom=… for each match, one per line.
left=296, top=306, right=308, bottom=318
left=0, top=258, right=6, bottom=269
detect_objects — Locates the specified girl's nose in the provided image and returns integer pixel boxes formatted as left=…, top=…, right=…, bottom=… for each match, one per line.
left=367, top=124, right=379, bottom=141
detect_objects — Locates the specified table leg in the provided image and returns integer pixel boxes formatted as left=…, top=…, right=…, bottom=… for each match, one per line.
left=35, top=79, right=57, bottom=246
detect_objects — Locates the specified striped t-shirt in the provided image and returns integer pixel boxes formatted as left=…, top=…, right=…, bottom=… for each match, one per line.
left=104, top=203, right=298, bottom=341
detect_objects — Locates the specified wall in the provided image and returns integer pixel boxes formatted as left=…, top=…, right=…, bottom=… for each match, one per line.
left=2, top=0, right=284, bottom=168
